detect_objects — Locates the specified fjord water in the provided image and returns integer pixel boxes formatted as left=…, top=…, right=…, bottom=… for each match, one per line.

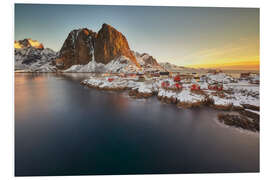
left=15, top=73, right=259, bottom=176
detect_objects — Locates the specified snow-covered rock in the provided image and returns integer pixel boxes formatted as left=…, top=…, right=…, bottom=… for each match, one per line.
left=64, top=56, right=140, bottom=73
left=206, top=73, right=235, bottom=84
left=132, top=51, right=164, bottom=73
left=158, top=88, right=205, bottom=104
left=64, top=50, right=166, bottom=73
left=15, top=46, right=58, bottom=72
left=82, top=74, right=260, bottom=110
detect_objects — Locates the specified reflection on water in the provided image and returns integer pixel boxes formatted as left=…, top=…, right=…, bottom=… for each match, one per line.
left=15, top=74, right=50, bottom=116
left=15, top=73, right=259, bottom=176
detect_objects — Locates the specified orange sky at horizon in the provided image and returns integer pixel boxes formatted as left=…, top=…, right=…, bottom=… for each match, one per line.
left=168, top=36, right=260, bottom=71
left=186, top=60, right=259, bottom=71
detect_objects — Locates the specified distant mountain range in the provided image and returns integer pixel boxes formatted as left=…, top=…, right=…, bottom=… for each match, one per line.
left=14, top=23, right=217, bottom=73
left=15, top=39, right=58, bottom=72
left=15, top=23, right=168, bottom=73
left=159, top=62, right=211, bottom=74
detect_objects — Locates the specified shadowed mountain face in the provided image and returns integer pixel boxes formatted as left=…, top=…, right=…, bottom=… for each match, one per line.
left=55, top=28, right=97, bottom=70
left=56, top=24, right=140, bottom=70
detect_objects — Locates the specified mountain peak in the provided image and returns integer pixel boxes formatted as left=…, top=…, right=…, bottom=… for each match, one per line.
left=102, top=23, right=110, bottom=28
left=56, top=23, right=140, bottom=70
left=15, top=39, right=44, bottom=49
left=95, top=23, right=140, bottom=67
left=56, top=27, right=97, bottom=69
left=101, top=23, right=115, bottom=30
left=99, top=23, right=121, bottom=36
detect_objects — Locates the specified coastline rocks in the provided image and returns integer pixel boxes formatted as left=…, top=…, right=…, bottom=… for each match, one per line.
left=177, top=101, right=203, bottom=108
left=211, top=103, right=233, bottom=111
left=218, top=113, right=259, bottom=132
left=157, top=91, right=206, bottom=107
left=128, top=89, right=153, bottom=98
left=241, top=104, right=260, bottom=111
left=157, top=88, right=207, bottom=108
left=81, top=80, right=128, bottom=91
left=158, top=95, right=178, bottom=104
left=176, top=97, right=213, bottom=108
left=231, top=105, right=245, bottom=111
left=101, top=86, right=127, bottom=91
left=238, top=109, right=260, bottom=121
left=81, top=77, right=260, bottom=129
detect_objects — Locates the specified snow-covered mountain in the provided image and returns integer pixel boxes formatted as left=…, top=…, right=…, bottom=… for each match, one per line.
left=15, top=39, right=44, bottom=49
left=160, top=62, right=207, bottom=73
left=56, top=23, right=140, bottom=71
left=15, top=39, right=58, bottom=72
left=14, top=39, right=199, bottom=74
left=15, top=25, right=196, bottom=74
left=14, top=38, right=161, bottom=74
left=57, top=24, right=166, bottom=73
left=160, top=62, right=190, bottom=71
left=132, top=51, right=164, bottom=73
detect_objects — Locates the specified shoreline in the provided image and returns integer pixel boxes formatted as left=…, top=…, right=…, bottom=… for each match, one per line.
left=15, top=73, right=260, bottom=132
left=80, top=76, right=260, bottom=132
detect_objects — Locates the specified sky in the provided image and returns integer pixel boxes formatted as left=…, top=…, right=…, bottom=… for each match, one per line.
left=15, top=4, right=259, bottom=70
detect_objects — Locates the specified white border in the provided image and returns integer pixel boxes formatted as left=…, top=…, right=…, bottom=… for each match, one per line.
left=1, top=0, right=270, bottom=179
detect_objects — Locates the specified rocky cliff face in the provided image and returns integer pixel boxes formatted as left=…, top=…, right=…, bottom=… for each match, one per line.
left=94, top=24, right=139, bottom=67
left=56, top=24, right=140, bottom=70
left=55, top=28, right=97, bottom=69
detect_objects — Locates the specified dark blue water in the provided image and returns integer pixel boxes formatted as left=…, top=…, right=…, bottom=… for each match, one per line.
left=15, top=73, right=259, bottom=176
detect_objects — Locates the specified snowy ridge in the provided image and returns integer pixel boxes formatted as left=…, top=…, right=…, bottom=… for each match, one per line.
left=64, top=56, right=140, bottom=73
left=65, top=50, right=165, bottom=73
left=15, top=46, right=58, bottom=72
left=160, top=62, right=209, bottom=74
left=132, top=51, right=164, bottom=72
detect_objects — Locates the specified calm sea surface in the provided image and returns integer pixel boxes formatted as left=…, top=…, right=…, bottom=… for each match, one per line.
left=15, top=73, right=259, bottom=176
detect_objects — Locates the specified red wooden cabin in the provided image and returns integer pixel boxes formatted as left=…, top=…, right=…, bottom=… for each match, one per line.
left=174, top=75, right=181, bottom=82
left=174, top=83, right=182, bottom=90
left=161, top=81, right=170, bottom=89
left=108, top=78, right=114, bottom=82
left=190, top=84, right=200, bottom=91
